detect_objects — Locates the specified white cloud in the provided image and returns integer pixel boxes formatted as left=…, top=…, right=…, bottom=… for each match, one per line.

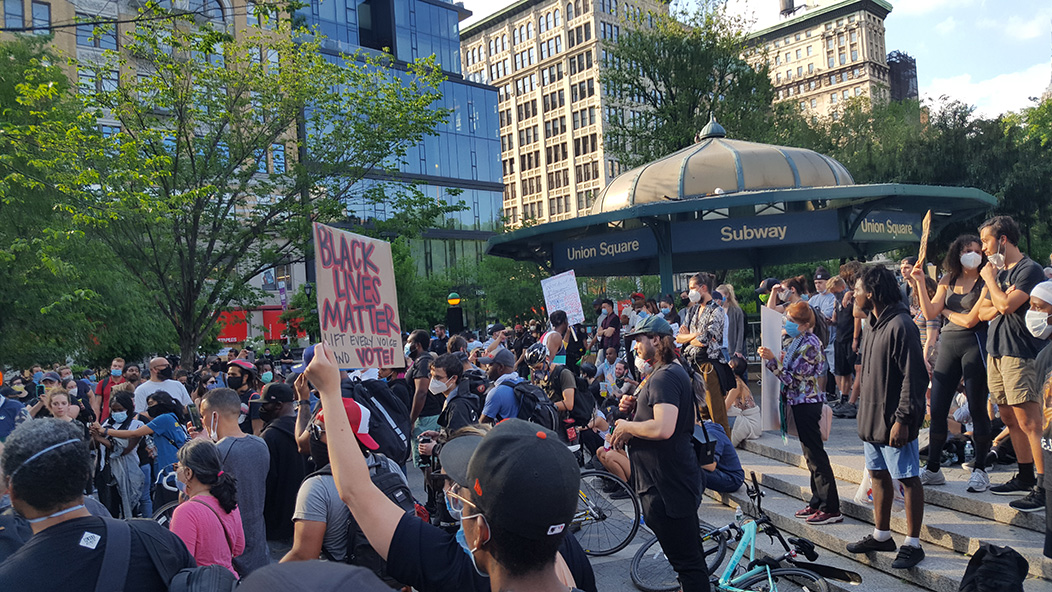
left=934, top=16, right=956, bottom=35
left=924, top=62, right=1051, bottom=117
left=977, top=14, right=1052, bottom=41
left=893, top=0, right=965, bottom=16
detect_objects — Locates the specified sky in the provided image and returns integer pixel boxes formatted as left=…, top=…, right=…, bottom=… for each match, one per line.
left=460, top=0, right=1052, bottom=117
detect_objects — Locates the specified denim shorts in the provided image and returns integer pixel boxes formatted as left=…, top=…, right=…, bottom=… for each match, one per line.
left=863, top=439, right=920, bottom=480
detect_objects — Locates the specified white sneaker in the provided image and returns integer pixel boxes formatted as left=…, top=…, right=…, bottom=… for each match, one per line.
left=920, top=468, right=946, bottom=486
left=967, top=469, right=990, bottom=493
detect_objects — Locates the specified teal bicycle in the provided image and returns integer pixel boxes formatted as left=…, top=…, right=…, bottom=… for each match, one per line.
left=631, top=473, right=860, bottom=592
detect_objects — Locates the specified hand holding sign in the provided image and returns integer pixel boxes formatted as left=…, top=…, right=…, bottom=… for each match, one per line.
left=313, top=222, right=403, bottom=369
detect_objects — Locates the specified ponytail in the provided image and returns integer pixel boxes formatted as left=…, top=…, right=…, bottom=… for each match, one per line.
left=208, top=472, right=239, bottom=514
left=176, top=438, right=239, bottom=513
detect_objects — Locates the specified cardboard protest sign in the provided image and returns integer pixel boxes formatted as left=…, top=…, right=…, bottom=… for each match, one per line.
left=313, top=222, right=403, bottom=369
left=917, top=210, right=932, bottom=267
left=541, top=270, right=585, bottom=326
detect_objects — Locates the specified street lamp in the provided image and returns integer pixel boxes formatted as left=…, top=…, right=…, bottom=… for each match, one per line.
left=303, top=283, right=316, bottom=342
left=446, top=292, right=464, bottom=333
left=447, top=292, right=461, bottom=306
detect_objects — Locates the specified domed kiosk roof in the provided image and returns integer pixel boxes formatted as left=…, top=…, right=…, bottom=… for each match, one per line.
left=591, top=118, right=854, bottom=214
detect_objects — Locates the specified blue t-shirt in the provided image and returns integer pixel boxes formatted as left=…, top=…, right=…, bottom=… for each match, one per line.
left=481, top=375, right=524, bottom=421
left=147, top=413, right=186, bottom=472
left=702, top=421, right=744, bottom=493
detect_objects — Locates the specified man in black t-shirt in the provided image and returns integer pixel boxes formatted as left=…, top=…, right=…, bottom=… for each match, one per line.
left=260, top=383, right=308, bottom=542
left=611, top=315, right=707, bottom=592
left=978, top=216, right=1049, bottom=511
left=0, top=419, right=193, bottom=591
left=406, top=329, right=442, bottom=512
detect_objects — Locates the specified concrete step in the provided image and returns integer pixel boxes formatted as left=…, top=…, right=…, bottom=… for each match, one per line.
left=698, top=496, right=931, bottom=592
left=741, top=433, right=1047, bottom=534
left=735, top=448, right=1052, bottom=583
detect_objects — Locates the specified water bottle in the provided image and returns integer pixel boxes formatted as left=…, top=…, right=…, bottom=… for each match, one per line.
left=734, top=505, right=744, bottom=525
left=965, top=441, right=975, bottom=461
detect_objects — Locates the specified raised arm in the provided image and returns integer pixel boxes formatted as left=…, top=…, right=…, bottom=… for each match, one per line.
left=910, top=266, right=947, bottom=320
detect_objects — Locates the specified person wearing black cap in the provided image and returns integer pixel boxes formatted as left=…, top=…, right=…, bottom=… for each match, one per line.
left=260, top=383, right=308, bottom=542
left=302, top=343, right=596, bottom=592
left=612, top=315, right=708, bottom=592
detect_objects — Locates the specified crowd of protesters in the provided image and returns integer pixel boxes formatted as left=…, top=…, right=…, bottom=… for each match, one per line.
left=2, top=214, right=1052, bottom=591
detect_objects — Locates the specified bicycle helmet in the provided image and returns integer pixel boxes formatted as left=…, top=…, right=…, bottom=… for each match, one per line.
left=580, top=362, right=598, bottom=379
left=524, top=342, right=549, bottom=367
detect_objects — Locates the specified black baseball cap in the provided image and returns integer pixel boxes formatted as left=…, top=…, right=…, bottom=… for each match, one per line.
left=260, top=382, right=295, bottom=403
left=488, top=322, right=506, bottom=335
left=814, top=267, right=831, bottom=281
left=755, top=278, right=780, bottom=294
left=439, top=419, right=579, bottom=540
left=238, top=561, right=389, bottom=592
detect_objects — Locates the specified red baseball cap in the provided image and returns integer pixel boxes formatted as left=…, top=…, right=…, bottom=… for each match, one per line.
left=317, top=398, right=379, bottom=451
left=630, top=292, right=645, bottom=300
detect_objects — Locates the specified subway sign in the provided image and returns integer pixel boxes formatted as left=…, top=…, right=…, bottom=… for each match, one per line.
left=851, top=211, right=923, bottom=241
left=670, top=210, right=840, bottom=252
left=553, top=228, right=658, bottom=268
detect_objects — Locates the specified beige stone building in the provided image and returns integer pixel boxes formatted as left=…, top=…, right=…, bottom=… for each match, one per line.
left=744, top=0, right=893, bottom=119
left=461, top=0, right=666, bottom=226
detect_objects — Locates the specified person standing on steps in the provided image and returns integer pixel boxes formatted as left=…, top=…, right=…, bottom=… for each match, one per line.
left=977, top=216, right=1049, bottom=513
left=1027, top=281, right=1052, bottom=558
left=910, top=235, right=992, bottom=492
left=847, top=266, right=928, bottom=570
left=759, top=301, right=841, bottom=526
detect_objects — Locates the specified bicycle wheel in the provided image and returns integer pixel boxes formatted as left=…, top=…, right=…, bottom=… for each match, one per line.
left=573, top=470, right=640, bottom=556
left=735, top=567, right=829, bottom=592
left=630, top=522, right=728, bottom=592
left=152, top=500, right=179, bottom=529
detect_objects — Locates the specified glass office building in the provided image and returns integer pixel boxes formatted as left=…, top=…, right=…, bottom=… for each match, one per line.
left=297, top=0, right=504, bottom=276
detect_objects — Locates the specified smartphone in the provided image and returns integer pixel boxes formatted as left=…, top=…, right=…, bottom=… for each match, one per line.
left=36, top=384, right=45, bottom=397
left=187, top=403, right=203, bottom=431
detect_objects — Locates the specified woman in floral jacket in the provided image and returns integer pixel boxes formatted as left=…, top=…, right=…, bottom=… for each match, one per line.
left=759, top=301, right=842, bottom=525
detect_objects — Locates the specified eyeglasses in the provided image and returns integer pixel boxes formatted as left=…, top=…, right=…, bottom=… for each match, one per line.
left=444, top=485, right=480, bottom=521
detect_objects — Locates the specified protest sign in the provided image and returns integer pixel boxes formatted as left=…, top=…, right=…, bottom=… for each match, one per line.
left=313, top=222, right=403, bottom=369
left=760, top=306, right=783, bottom=432
left=917, top=210, right=932, bottom=267
left=541, top=270, right=585, bottom=326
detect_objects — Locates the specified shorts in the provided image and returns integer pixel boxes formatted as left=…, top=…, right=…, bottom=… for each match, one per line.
left=987, top=355, right=1040, bottom=406
left=412, top=415, right=441, bottom=469
left=833, top=341, right=856, bottom=376
left=864, top=439, right=921, bottom=480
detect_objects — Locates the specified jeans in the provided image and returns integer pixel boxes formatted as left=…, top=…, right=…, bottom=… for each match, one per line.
left=138, top=464, right=153, bottom=518
left=640, top=490, right=710, bottom=592
left=794, top=402, right=839, bottom=513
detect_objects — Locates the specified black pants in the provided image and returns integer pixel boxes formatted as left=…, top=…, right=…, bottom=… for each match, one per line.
left=927, top=330, right=991, bottom=472
left=639, top=490, right=710, bottom=592
left=794, top=402, right=839, bottom=513
left=1044, top=445, right=1052, bottom=559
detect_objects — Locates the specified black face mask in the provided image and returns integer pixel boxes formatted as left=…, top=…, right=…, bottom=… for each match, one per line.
left=680, top=297, right=690, bottom=309
left=158, top=367, right=174, bottom=381
left=227, top=375, right=244, bottom=390
left=309, top=434, right=329, bottom=469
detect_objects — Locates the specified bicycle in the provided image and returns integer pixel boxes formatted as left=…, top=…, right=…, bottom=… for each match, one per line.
left=631, top=472, right=861, bottom=592
left=573, top=469, right=641, bottom=556
left=151, top=469, right=180, bottom=529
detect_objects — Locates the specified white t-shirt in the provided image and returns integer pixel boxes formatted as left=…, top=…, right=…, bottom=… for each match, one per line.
left=134, top=379, right=192, bottom=413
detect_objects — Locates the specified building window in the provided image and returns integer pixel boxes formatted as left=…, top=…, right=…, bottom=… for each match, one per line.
left=795, top=49, right=801, bottom=59
left=851, top=49, right=858, bottom=61
left=855, top=86, right=862, bottom=96
left=76, top=14, right=118, bottom=49
left=810, top=98, right=816, bottom=108
left=839, top=53, right=846, bottom=65
left=31, top=1, right=49, bottom=34
left=850, top=30, right=857, bottom=42
left=807, top=46, right=813, bottom=56
left=830, top=93, right=837, bottom=104
left=4, top=0, right=23, bottom=29
left=807, top=63, right=814, bottom=74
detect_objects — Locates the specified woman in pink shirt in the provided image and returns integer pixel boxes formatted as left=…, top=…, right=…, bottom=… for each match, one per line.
left=170, top=438, right=246, bottom=576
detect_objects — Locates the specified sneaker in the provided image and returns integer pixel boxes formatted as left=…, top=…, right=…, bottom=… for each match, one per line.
left=919, top=468, right=946, bottom=486
left=846, top=534, right=897, bottom=554
left=806, top=511, right=844, bottom=525
left=990, top=474, right=1034, bottom=496
left=1009, top=487, right=1046, bottom=512
left=891, top=545, right=925, bottom=569
left=966, top=469, right=991, bottom=493
left=609, top=488, right=632, bottom=500
left=833, top=402, right=857, bottom=418
left=795, top=506, right=818, bottom=519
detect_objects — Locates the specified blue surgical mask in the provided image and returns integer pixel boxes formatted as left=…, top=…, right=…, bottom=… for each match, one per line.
left=33, top=371, right=44, bottom=382
left=111, top=368, right=123, bottom=378
left=801, top=294, right=810, bottom=301
left=404, top=343, right=413, bottom=358
left=659, top=307, right=670, bottom=315
left=261, top=371, right=273, bottom=383
left=456, top=520, right=487, bottom=577
left=637, top=310, right=649, bottom=319
left=110, top=411, right=128, bottom=424
left=785, top=320, right=801, bottom=338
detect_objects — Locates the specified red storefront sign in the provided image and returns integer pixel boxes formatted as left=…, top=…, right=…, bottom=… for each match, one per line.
left=216, top=310, right=248, bottom=343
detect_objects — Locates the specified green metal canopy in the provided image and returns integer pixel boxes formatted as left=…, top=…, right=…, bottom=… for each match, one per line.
left=486, top=123, right=997, bottom=292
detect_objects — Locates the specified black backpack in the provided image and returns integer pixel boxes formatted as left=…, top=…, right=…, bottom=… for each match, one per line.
left=463, top=367, right=491, bottom=399
left=564, top=324, right=588, bottom=373
left=341, top=378, right=412, bottom=465
left=551, top=365, right=596, bottom=427
left=511, top=380, right=560, bottom=433
left=958, top=544, right=1028, bottom=592
left=309, top=454, right=416, bottom=586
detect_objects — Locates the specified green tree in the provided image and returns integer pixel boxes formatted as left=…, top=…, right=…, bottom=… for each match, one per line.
left=48, top=12, right=458, bottom=367
left=600, top=1, right=775, bottom=168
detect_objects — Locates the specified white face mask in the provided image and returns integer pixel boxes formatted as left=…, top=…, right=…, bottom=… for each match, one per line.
left=208, top=412, right=219, bottom=441
left=988, top=239, right=1006, bottom=270
left=960, top=251, right=982, bottom=270
left=688, top=289, right=702, bottom=303
left=1025, top=310, right=1052, bottom=339
left=429, top=377, right=451, bottom=395
left=634, top=355, right=652, bottom=376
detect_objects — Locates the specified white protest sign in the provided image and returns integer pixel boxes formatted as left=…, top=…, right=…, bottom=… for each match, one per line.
left=760, top=306, right=784, bottom=432
left=313, top=222, right=404, bottom=369
left=541, top=270, right=585, bottom=326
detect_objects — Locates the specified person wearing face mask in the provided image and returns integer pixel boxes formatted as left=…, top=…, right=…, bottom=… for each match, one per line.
left=592, top=299, right=621, bottom=357
left=199, top=387, right=271, bottom=576
left=910, top=234, right=993, bottom=492
left=759, top=302, right=842, bottom=526
left=416, top=354, right=481, bottom=462
left=134, top=357, right=192, bottom=415
left=678, top=272, right=733, bottom=420
left=976, top=215, right=1050, bottom=511
left=612, top=315, right=707, bottom=592
left=225, top=359, right=264, bottom=436
left=169, top=438, right=245, bottom=577
left=658, top=295, right=679, bottom=333
left=92, top=392, right=145, bottom=519
left=1024, top=281, right=1052, bottom=558
left=259, top=383, right=308, bottom=543
left=403, top=330, right=443, bottom=514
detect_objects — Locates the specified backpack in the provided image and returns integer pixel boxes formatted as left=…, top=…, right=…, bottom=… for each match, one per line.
left=958, top=543, right=1028, bottom=592
left=342, top=378, right=412, bottom=466
left=551, top=365, right=596, bottom=427
left=511, top=380, right=560, bottom=433
left=809, top=306, right=830, bottom=347
left=463, top=367, right=491, bottom=399
left=309, top=454, right=415, bottom=586
left=108, top=518, right=238, bottom=592
left=564, top=324, right=588, bottom=372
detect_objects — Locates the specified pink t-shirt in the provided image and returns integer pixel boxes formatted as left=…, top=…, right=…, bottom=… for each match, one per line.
left=170, top=494, right=246, bottom=576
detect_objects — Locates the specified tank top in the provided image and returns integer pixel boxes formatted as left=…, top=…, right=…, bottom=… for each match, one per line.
left=942, top=276, right=986, bottom=333
left=542, top=330, right=567, bottom=365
